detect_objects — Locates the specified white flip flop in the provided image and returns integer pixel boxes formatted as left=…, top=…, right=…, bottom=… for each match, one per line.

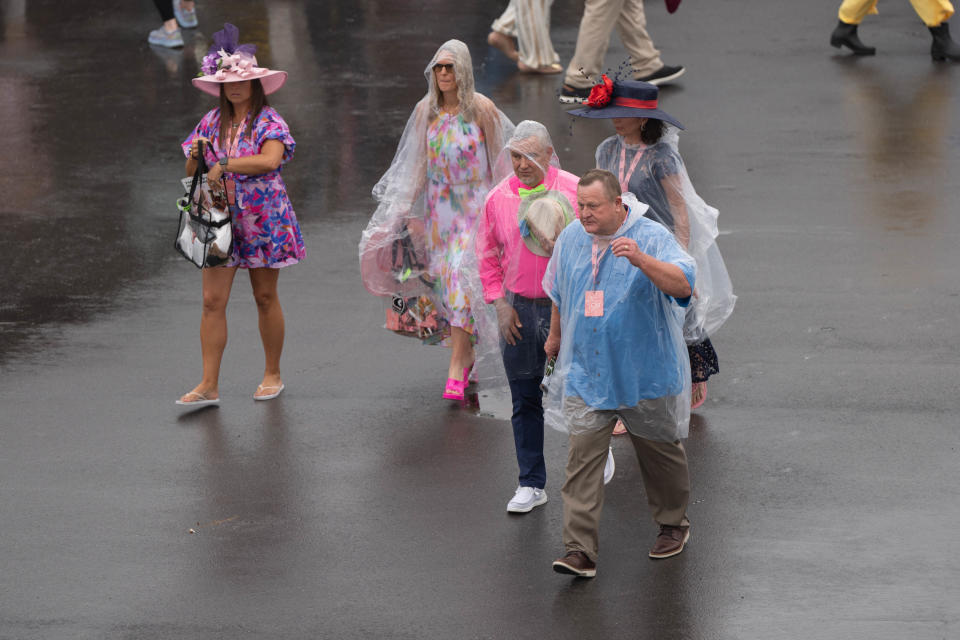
left=254, top=383, right=285, bottom=401
left=176, top=391, right=220, bottom=407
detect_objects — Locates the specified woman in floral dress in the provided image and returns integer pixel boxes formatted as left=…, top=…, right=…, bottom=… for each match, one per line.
left=176, top=24, right=305, bottom=407
left=360, top=40, right=513, bottom=401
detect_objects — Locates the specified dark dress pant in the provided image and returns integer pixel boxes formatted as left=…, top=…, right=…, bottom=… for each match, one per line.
left=501, top=294, right=551, bottom=489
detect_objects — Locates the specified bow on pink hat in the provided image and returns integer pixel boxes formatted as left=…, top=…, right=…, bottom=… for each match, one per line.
left=191, top=23, right=288, bottom=96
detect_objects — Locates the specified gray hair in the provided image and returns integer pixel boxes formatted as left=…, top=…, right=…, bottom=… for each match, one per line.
left=424, top=40, right=476, bottom=122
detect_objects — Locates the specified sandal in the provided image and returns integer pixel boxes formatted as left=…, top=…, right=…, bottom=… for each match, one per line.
left=254, top=383, right=285, bottom=401
left=518, top=61, right=564, bottom=75
left=462, top=362, right=476, bottom=385
left=176, top=391, right=220, bottom=407
left=691, top=382, right=707, bottom=410
left=443, top=377, right=466, bottom=401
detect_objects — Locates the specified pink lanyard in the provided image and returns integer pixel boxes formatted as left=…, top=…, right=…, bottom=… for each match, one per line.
left=618, top=143, right=643, bottom=193
left=221, top=117, right=246, bottom=206
left=224, top=117, right=247, bottom=161
left=591, top=238, right=610, bottom=286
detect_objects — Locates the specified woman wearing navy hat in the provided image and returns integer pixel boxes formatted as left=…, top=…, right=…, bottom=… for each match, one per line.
left=570, top=78, right=736, bottom=413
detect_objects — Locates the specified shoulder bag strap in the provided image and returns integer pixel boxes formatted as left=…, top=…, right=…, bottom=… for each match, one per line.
left=187, top=139, right=209, bottom=206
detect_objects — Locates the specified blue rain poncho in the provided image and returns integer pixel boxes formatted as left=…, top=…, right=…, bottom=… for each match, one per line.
left=542, top=194, right=695, bottom=440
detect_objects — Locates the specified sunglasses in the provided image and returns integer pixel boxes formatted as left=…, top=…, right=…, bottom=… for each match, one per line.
left=432, top=63, right=455, bottom=73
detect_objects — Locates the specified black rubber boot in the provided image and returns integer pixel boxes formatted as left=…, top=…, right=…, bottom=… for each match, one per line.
left=930, top=22, right=960, bottom=61
left=830, top=20, right=876, bottom=55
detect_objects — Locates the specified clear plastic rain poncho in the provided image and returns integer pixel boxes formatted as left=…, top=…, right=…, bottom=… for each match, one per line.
left=461, top=120, right=581, bottom=386
left=541, top=193, right=695, bottom=440
left=596, top=126, right=736, bottom=344
left=359, top=40, right=514, bottom=344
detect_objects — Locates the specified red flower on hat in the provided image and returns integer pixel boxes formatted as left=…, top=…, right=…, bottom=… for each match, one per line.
left=584, top=74, right=614, bottom=108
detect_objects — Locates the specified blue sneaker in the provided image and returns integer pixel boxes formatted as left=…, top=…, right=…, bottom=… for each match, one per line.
left=148, top=26, right=184, bottom=48
left=173, top=0, right=198, bottom=29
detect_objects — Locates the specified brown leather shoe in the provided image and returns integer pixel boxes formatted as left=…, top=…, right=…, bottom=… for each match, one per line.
left=552, top=550, right=596, bottom=577
left=649, top=525, right=690, bottom=559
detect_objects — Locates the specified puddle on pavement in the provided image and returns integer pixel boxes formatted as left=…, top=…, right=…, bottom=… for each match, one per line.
left=470, top=385, right=513, bottom=421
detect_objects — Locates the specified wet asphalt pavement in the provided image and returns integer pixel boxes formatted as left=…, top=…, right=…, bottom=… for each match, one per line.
left=1, top=0, right=959, bottom=638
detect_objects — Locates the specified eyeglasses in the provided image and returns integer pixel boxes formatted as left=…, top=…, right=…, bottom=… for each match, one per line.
left=432, top=63, right=454, bottom=73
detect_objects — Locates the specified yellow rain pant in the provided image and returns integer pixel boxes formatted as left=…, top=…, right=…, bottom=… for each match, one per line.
left=839, top=0, right=955, bottom=27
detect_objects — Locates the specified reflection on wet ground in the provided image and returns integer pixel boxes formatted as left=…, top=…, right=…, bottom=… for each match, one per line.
left=839, top=62, right=952, bottom=230
left=472, top=385, right=513, bottom=420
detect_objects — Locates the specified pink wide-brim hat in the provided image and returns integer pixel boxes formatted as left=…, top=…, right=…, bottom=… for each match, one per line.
left=192, top=61, right=287, bottom=96
left=194, top=23, right=287, bottom=96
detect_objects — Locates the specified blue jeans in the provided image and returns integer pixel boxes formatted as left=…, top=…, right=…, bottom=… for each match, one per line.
left=501, top=294, right=551, bottom=489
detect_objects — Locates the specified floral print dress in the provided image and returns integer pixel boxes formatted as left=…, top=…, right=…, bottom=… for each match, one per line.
left=183, top=106, right=306, bottom=269
left=425, top=113, right=488, bottom=332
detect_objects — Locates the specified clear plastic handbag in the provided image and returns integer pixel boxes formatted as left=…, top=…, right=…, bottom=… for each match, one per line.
left=175, top=140, right=233, bottom=269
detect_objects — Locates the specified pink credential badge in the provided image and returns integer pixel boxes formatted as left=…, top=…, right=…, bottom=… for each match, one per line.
left=585, top=290, right=604, bottom=317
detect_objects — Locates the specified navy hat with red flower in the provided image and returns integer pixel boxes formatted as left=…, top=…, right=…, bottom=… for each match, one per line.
left=569, top=75, right=684, bottom=130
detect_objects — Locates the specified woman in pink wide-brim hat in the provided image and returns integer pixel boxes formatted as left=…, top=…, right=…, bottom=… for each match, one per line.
left=176, top=23, right=305, bottom=408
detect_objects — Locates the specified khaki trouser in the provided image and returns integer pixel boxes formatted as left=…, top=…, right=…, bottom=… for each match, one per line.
left=838, top=0, right=955, bottom=27
left=561, top=405, right=690, bottom=563
left=564, top=0, right=662, bottom=88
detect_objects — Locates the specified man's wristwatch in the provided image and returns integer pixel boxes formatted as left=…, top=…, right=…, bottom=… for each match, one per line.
left=218, top=157, right=229, bottom=167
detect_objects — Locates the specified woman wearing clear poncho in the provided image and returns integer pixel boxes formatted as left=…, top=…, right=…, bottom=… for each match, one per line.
left=570, top=77, right=735, bottom=413
left=359, top=40, right=513, bottom=401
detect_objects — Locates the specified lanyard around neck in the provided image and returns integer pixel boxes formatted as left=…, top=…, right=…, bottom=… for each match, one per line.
left=590, top=204, right=632, bottom=285
left=225, top=115, right=248, bottom=159
left=618, top=142, right=644, bottom=192
left=591, top=237, right=611, bottom=286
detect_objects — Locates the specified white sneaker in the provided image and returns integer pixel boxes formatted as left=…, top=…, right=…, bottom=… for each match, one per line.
left=603, top=446, right=615, bottom=485
left=507, top=486, right=548, bottom=513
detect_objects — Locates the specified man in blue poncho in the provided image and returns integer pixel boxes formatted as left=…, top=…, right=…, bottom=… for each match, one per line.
left=543, top=169, right=696, bottom=578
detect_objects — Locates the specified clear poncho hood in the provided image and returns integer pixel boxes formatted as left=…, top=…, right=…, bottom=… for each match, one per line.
left=492, top=120, right=561, bottom=184
left=423, top=39, right=478, bottom=123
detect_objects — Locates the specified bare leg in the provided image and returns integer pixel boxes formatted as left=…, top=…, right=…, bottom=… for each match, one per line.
left=514, top=0, right=563, bottom=73
left=249, top=267, right=285, bottom=396
left=488, top=32, right=520, bottom=62
left=489, top=2, right=520, bottom=61
left=447, top=326, right=475, bottom=381
left=180, top=266, right=238, bottom=401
